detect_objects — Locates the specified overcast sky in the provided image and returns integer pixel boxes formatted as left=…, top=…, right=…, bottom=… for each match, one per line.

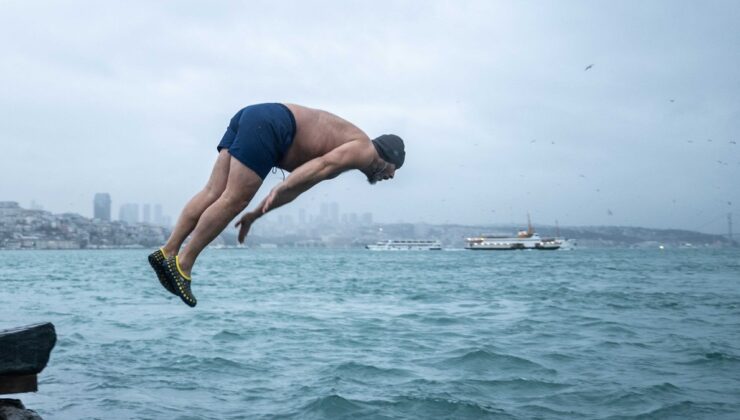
left=1, top=1, right=738, bottom=233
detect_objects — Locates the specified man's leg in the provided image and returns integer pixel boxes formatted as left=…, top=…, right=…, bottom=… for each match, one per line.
left=161, top=149, right=232, bottom=257
left=176, top=156, right=263, bottom=276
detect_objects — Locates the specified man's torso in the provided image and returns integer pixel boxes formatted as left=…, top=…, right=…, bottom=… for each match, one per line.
left=278, top=104, right=369, bottom=171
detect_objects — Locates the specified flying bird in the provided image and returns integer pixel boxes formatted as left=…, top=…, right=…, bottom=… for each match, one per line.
left=607, top=209, right=613, bottom=216
left=730, top=140, right=737, bottom=144
left=579, top=174, right=586, bottom=178
left=530, top=139, right=537, bottom=144
left=584, top=64, right=594, bottom=71
left=669, top=99, right=675, bottom=103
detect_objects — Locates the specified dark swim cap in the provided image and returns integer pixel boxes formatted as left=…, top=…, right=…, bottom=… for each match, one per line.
left=372, top=134, right=405, bottom=169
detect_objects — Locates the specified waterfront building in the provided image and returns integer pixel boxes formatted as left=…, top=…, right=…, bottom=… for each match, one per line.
left=329, top=202, right=339, bottom=224
left=142, top=204, right=151, bottom=224
left=119, top=203, right=139, bottom=225
left=93, top=193, right=111, bottom=221
left=154, top=204, right=163, bottom=225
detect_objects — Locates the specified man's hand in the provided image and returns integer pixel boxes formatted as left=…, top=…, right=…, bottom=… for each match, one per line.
left=235, top=211, right=260, bottom=244
left=261, top=187, right=279, bottom=214
left=234, top=186, right=284, bottom=243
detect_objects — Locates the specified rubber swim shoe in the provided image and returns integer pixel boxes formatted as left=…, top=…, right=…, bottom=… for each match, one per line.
left=148, top=248, right=176, bottom=295
left=163, top=255, right=197, bottom=307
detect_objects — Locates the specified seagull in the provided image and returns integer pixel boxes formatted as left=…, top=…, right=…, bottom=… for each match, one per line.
left=687, top=140, right=693, bottom=143
left=584, top=64, right=594, bottom=71
left=607, top=209, right=613, bottom=216
left=669, top=99, right=675, bottom=103
left=707, top=139, right=713, bottom=142
left=530, top=139, right=537, bottom=144
left=730, top=140, right=737, bottom=144
left=551, top=141, right=555, bottom=145
left=579, top=174, right=586, bottom=178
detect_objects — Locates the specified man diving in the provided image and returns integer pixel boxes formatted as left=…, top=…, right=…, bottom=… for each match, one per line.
left=148, top=103, right=406, bottom=307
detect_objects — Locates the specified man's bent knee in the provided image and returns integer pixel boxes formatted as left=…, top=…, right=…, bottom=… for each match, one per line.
left=217, top=191, right=253, bottom=212
left=202, top=185, right=224, bottom=203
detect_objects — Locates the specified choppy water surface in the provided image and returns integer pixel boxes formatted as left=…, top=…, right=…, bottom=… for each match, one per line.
left=1, top=248, right=739, bottom=419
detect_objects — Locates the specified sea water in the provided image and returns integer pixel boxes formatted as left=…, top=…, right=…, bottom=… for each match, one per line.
left=1, top=248, right=739, bottom=419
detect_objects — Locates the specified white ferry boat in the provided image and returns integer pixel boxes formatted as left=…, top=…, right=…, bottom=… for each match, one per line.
left=366, top=239, right=442, bottom=251
left=465, top=215, right=564, bottom=251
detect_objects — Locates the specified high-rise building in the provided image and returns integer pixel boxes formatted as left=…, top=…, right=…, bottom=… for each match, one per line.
left=142, top=204, right=151, bottom=224
left=277, top=214, right=294, bottom=227
left=348, top=212, right=359, bottom=225
left=319, top=202, right=329, bottom=222
left=119, top=203, right=139, bottom=225
left=93, top=193, right=111, bottom=221
left=154, top=204, right=163, bottom=225
left=329, top=202, right=339, bottom=224
left=361, top=212, right=373, bottom=225
left=29, top=200, right=44, bottom=211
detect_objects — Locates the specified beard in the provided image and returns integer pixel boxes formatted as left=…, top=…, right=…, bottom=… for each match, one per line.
left=367, top=165, right=386, bottom=185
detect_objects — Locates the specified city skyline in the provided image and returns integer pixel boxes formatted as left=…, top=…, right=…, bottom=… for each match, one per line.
left=1, top=200, right=733, bottom=251
left=6, top=194, right=736, bottom=239
left=24, top=193, right=380, bottom=230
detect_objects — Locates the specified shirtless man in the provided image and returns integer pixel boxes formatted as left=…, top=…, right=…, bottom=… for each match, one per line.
left=148, top=103, right=405, bottom=307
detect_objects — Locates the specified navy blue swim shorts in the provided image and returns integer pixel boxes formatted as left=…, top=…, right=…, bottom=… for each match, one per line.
left=217, top=103, right=296, bottom=179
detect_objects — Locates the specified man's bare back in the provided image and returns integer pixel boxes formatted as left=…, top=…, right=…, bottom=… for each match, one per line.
left=279, top=104, right=370, bottom=172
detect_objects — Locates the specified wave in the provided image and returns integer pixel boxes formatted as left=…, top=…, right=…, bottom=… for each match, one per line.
left=467, top=378, right=570, bottom=393
left=438, top=349, right=556, bottom=375
left=296, top=394, right=367, bottom=419
left=600, top=383, right=683, bottom=408
left=518, top=404, right=587, bottom=418
left=296, top=394, right=512, bottom=420
left=596, top=340, right=648, bottom=350
left=213, top=329, right=244, bottom=342
left=425, top=315, right=465, bottom=325
left=155, top=354, right=260, bottom=375
left=374, top=395, right=512, bottom=419
left=681, top=351, right=740, bottom=366
left=622, top=400, right=738, bottom=419
left=330, top=361, right=414, bottom=380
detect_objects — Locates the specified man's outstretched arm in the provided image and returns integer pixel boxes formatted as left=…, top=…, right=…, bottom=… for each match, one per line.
left=235, top=139, right=375, bottom=242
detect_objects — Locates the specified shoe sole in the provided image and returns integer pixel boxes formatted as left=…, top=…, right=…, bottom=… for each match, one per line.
left=149, top=253, right=176, bottom=295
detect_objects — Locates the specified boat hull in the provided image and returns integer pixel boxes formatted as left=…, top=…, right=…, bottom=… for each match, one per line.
left=366, top=240, right=442, bottom=251
left=465, top=235, right=563, bottom=251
